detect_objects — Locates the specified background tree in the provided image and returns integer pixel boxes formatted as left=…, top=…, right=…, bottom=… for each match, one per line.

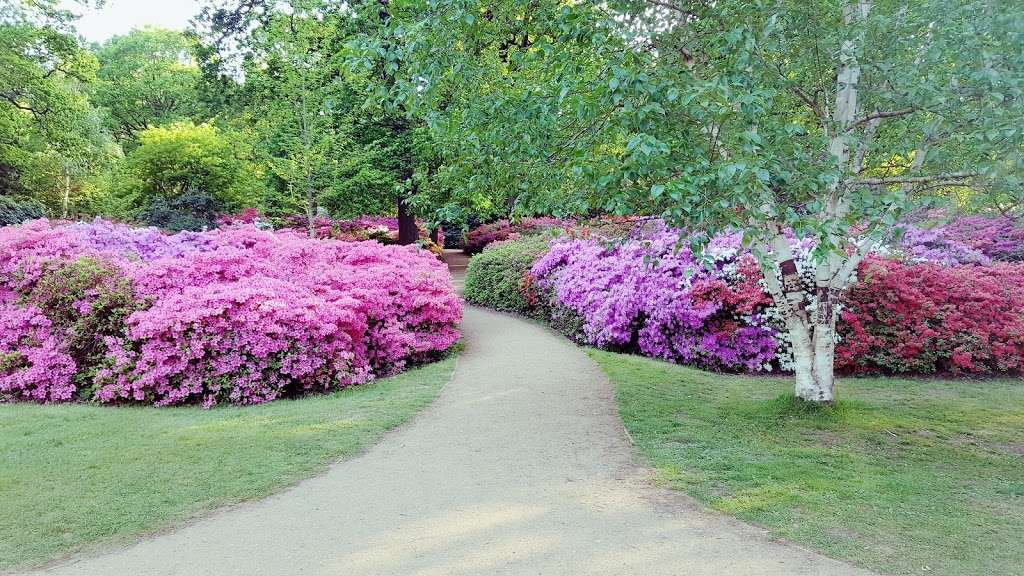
left=195, top=0, right=442, bottom=240
left=92, top=28, right=202, bottom=144
left=0, top=0, right=114, bottom=215
left=117, top=121, right=263, bottom=223
left=233, top=2, right=348, bottom=234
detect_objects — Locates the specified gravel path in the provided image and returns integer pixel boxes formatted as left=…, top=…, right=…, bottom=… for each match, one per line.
left=29, top=254, right=874, bottom=576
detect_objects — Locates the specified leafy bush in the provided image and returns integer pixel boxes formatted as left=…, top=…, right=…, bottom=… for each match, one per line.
left=0, top=220, right=461, bottom=406
left=121, top=122, right=264, bottom=211
left=0, top=196, right=45, bottom=227
left=464, top=236, right=551, bottom=315
left=137, top=187, right=223, bottom=231
left=837, top=256, right=1024, bottom=375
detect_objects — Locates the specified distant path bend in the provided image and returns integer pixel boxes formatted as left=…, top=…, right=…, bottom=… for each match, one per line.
left=31, top=251, right=874, bottom=576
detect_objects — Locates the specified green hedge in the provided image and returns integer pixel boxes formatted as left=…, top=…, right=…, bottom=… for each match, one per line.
left=463, top=235, right=550, bottom=315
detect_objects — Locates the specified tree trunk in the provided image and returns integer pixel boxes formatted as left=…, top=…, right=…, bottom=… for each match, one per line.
left=429, top=227, right=440, bottom=244
left=779, top=296, right=837, bottom=405
left=61, top=166, right=70, bottom=220
left=759, top=239, right=839, bottom=405
left=305, top=172, right=316, bottom=238
left=397, top=195, right=418, bottom=245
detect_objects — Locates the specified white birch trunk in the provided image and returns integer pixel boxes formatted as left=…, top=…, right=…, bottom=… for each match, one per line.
left=61, top=166, right=71, bottom=220
left=766, top=0, right=871, bottom=404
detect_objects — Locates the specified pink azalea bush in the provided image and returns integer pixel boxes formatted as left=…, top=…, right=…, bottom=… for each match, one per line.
left=837, top=256, right=1024, bottom=375
left=0, top=219, right=461, bottom=406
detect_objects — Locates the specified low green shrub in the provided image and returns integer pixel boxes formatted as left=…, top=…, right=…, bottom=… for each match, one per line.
left=0, top=196, right=45, bottom=226
left=464, top=235, right=550, bottom=315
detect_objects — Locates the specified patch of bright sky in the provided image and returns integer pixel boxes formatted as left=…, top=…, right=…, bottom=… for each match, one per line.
left=61, top=0, right=204, bottom=43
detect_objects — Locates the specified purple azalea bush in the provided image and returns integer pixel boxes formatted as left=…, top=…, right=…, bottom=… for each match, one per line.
left=899, top=215, right=1024, bottom=265
left=531, top=224, right=782, bottom=372
left=0, top=219, right=461, bottom=407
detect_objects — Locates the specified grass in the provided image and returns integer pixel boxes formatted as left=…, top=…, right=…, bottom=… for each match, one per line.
left=589, top=350, right=1024, bottom=576
left=0, top=357, right=456, bottom=572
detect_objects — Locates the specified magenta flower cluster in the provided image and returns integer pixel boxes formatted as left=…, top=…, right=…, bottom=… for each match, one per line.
left=0, top=219, right=461, bottom=407
left=531, top=224, right=779, bottom=372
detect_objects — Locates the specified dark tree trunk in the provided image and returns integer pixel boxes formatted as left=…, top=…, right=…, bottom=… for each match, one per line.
left=397, top=195, right=418, bottom=245
left=429, top=228, right=440, bottom=244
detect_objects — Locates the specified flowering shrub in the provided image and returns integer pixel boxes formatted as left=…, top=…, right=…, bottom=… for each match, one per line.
left=0, top=220, right=461, bottom=406
left=837, top=257, right=1024, bottom=374
left=899, top=215, right=1024, bottom=264
left=463, top=217, right=571, bottom=254
left=280, top=214, right=442, bottom=244
left=0, top=303, right=77, bottom=402
left=531, top=226, right=779, bottom=372
left=465, top=217, right=1024, bottom=377
left=217, top=208, right=261, bottom=227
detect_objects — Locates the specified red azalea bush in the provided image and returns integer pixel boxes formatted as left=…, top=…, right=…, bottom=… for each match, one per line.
left=0, top=220, right=461, bottom=407
left=837, top=256, right=1024, bottom=375
left=463, top=217, right=572, bottom=254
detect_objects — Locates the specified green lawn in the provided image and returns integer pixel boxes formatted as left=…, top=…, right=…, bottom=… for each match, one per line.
left=590, top=350, right=1024, bottom=576
left=0, top=357, right=456, bottom=571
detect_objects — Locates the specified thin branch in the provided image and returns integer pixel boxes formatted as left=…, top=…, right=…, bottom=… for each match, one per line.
left=847, top=107, right=916, bottom=130
left=851, top=116, right=880, bottom=175
left=850, top=172, right=977, bottom=186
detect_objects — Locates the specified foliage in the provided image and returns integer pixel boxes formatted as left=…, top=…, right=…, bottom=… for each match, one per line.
left=0, top=357, right=455, bottom=570
left=194, top=1, right=438, bottom=231
left=93, top=28, right=202, bottom=143
left=0, top=195, right=44, bottom=226
left=0, top=219, right=461, bottom=406
left=462, top=217, right=572, bottom=254
left=0, top=6, right=113, bottom=214
left=464, top=235, right=551, bottom=315
left=593, top=349, right=1024, bottom=576
left=838, top=256, right=1024, bottom=375
left=119, top=122, right=263, bottom=210
left=381, top=0, right=1024, bottom=401
left=137, top=186, right=223, bottom=232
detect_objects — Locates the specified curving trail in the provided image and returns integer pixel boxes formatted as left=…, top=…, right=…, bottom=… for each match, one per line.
left=28, top=251, right=874, bottom=576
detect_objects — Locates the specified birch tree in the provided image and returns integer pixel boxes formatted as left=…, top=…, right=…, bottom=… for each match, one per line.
left=380, top=0, right=1023, bottom=403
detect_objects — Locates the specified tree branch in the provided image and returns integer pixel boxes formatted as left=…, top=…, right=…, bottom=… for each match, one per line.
left=849, top=172, right=977, bottom=186
left=847, top=107, right=915, bottom=130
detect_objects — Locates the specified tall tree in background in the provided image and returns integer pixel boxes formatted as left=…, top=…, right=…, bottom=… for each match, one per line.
left=93, top=28, right=202, bottom=144
left=386, top=0, right=1023, bottom=403
left=196, top=0, right=440, bottom=242
left=345, top=0, right=442, bottom=244
left=0, top=0, right=113, bottom=214
left=241, top=2, right=344, bottom=236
